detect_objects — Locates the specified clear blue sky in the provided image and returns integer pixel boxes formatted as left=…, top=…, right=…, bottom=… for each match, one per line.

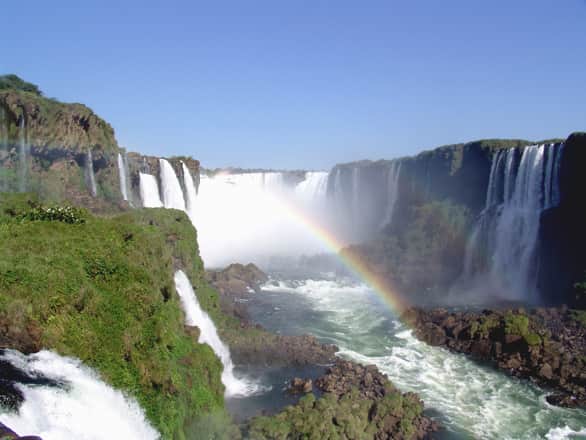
left=2, top=1, right=585, bottom=169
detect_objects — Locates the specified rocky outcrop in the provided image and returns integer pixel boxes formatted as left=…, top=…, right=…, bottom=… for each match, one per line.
left=248, top=359, right=440, bottom=440
left=206, top=263, right=268, bottom=296
left=402, top=307, right=586, bottom=408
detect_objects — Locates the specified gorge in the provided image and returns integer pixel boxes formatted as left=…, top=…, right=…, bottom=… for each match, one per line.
left=0, top=76, right=585, bottom=439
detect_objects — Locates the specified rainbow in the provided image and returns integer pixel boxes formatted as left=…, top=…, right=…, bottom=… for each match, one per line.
left=273, top=195, right=410, bottom=315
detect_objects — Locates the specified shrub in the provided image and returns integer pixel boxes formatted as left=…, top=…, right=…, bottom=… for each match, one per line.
left=18, top=204, right=86, bottom=224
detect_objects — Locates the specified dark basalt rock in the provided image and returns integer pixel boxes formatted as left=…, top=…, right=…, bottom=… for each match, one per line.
left=402, top=307, right=586, bottom=408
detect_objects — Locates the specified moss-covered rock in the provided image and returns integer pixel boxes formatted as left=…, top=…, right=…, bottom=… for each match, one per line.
left=247, top=360, right=438, bottom=440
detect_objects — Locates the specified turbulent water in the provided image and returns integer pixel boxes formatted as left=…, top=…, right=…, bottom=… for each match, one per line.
left=0, top=350, right=158, bottom=440
left=173, top=270, right=259, bottom=397
left=239, top=276, right=586, bottom=440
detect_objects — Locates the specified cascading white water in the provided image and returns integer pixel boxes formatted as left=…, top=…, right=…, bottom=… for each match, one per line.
left=173, top=270, right=255, bottom=397
left=159, top=159, right=186, bottom=211
left=86, top=150, right=97, bottom=197
left=294, top=171, right=328, bottom=202
left=117, top=153, right=129, bottom=202
left=18, top=117, right=27, bottom=192
left=0, top=349, right=158, bottom=440
left=462, top=143, right=564, bottom=300
left=380, top=161, right=402, bottom=229
left=139, top=172, right=163, bottom=208
left=182, top=162, right=198, bottom=219
left=190, top=172, right=329, bottom=267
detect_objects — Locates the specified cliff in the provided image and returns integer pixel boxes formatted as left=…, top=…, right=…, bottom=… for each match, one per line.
left=0, top=75, right=200, bottom=212
left=0, top=194, right=232, bottom=439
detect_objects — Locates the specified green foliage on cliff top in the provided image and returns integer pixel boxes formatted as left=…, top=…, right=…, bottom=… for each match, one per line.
left=0, top=194, right=226, bottom=439
left=0, top=75, right=42, bottom=96
left=0, top=75, right=118, bottom=153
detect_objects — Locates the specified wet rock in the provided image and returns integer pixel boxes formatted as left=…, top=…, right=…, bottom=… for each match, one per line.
left=401, top=306, right=586, bottom=408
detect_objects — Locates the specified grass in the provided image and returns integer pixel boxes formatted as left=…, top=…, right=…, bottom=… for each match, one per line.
left=0, top=194, right=227, bottom=439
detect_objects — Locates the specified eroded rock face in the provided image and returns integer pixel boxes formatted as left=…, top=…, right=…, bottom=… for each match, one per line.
left=402, top=307, right=586, bottom=408
left=206, top=263, right=268, bottom=296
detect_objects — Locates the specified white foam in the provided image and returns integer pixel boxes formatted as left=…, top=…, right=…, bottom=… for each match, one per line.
left=139, top=173, right=163, bottom=208
left=0, top=350, right=159, bottom=440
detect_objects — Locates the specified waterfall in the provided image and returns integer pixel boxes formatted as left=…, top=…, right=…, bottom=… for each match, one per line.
left=0, top=349, right=158, bottom=440
left=182, top=162, right=198, bottom=219
left=351, top=167, right=360, bottom=224
left=85, top=150, right=97, bottom=197
left=295, top=171, right=329, bottom=202
left=462, top=143, right=564, bottom=300
left=18, top=116, right=27, bottom=192
left=173, top=270, right=254, bottom=397
left=139, top=172, right=163, bottom=207
left=190, top=171, right=329, bottom=267
left=117, top=153, right=130, bottom=203
left=380, top=161, right=402, bottom=229
left=0, top=108, right=6, bottom=192
left=159, top=159, right=186, bottom=211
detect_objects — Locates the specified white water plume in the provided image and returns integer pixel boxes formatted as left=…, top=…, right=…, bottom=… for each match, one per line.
left=139, top=172, right=163, bottom=208
left=0, top=349, right=158, bottom=440
left=191, top=172, right=331, bottom=268
left=117, top=153, right=129, bottom=202
left=159, top=159, right=186, bottom=211
left=173, top=270, right=258, bottom=397
left=182, top=162, right=198, bottom=220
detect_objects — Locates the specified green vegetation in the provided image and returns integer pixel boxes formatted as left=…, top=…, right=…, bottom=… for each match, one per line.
left=0, top=75, right=118, bottom=153
left=570, top=309, right=586, bottom=327
left=16, top=202, right=87, bottom=224
left=0, top=74, right=42, bottom=96
left=0, top=194, right=229, bottom=439
left=248, top=387, right=425, bottom=440
left=469, top=315, right=499, bottom=339
left=504, top=312, right=542, bottom=346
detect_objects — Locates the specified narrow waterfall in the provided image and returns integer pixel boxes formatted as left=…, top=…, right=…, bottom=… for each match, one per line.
left=0, top=349, right=158, bottom=440
left=462, top=143, right=564, bottom=300
left=182, top=162, right=198, bottom=218
left=139, top=172, right=163, bottom=207
left=18, top=116, right=27, bottom=192
left=85, top=150, right=97, bottom=197
left=159, top=159, right=186, bottom=211
left=117, top=153, right=129, bottom=202
left=0, top=108, right=6, bottom=192
left=380, top=161, right=402, bottom=229
left=173, top=270, right=254, bottom=397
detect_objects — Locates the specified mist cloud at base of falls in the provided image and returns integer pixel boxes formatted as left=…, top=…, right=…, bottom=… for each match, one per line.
left=0, top=350, right=158, bottom=440
left=190, top=172, right=337, bottom=268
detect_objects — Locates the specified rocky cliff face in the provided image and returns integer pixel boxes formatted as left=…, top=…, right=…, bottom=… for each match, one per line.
left=0, top=76, right=200, bottom=212
left=539, top=132, right=586, bottom=307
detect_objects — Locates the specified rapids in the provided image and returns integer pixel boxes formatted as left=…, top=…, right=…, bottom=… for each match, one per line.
left=235, top=275, right=586, bottom=440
